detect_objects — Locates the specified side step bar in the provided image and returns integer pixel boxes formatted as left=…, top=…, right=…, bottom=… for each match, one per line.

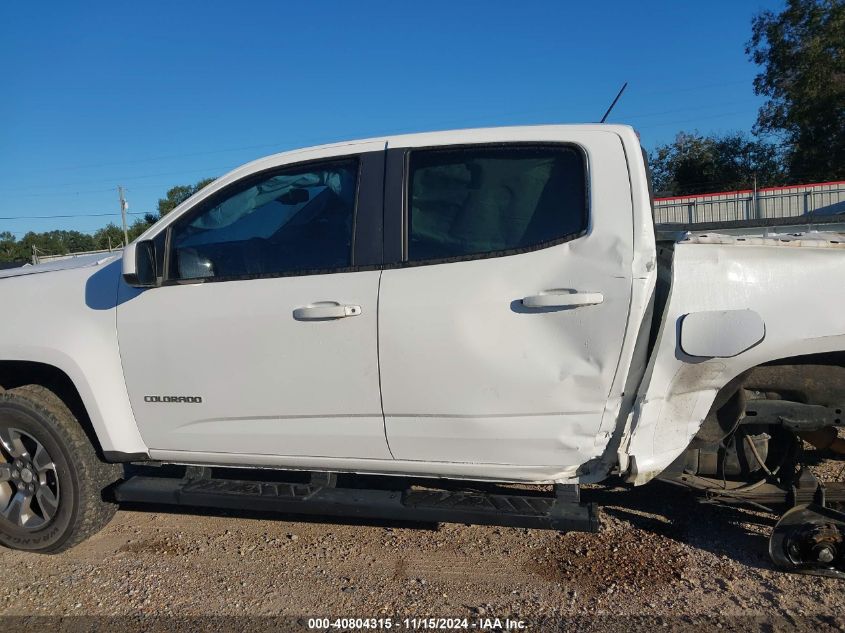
left=115, top=470, right=600, bottom=533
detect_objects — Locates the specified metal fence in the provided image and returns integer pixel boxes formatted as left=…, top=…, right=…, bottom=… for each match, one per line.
left=653, top=181, right=845, bottom=225
left=32, top=246, right=122, bottom=265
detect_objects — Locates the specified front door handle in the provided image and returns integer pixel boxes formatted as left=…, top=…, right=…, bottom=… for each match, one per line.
left=293, top=302, right=362, bottom=321
left=522, top=291, right=604, bottom=309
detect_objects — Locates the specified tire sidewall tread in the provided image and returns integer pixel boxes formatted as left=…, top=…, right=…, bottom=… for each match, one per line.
left=0, top=385, right=120, bottom=554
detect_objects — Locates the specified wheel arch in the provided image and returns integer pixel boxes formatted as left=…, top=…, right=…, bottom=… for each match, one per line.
left=627, top=337, right=845, bottom=485
left=0, top=361, right=107, bottom=459
left=0, top=358, right=148, bottom=462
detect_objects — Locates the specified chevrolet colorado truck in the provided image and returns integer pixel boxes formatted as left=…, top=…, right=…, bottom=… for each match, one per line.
left=1, top=125, right=843, bottom=576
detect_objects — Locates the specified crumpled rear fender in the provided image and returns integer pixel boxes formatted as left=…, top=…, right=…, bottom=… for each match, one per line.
left=624, top=237, right=845, bottom=484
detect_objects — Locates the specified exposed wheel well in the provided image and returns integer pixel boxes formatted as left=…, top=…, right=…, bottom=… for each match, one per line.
left=670, top=350, right=845, bottom=484
left=0, top=361, right=105, bottom=459
left=743, top=351, right=845, bottom=406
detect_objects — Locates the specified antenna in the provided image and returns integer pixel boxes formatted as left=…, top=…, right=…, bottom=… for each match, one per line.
left=599, top=82, right=628, bottom=123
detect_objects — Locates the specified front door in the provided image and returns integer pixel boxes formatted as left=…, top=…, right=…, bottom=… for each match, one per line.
left=378, top=133, right=634, bottom=468
left=117, top=147, right=391, bottom=460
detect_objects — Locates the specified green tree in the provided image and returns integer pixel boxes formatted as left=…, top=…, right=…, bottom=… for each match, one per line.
left=93, top=214, right=158, bottom=250
left=747, top=0, right=845, bottom=182
left=92, top=224, right=126, bottom=251
left=16, top=230, right=96, bottom=259
left=63, top=230, right=97, bottom=253
left=0, top=231, right=25, bottom=262
left=128, top=217, right=153, bottom=241
left=0, top=177, right=216, bottom=263
left=649, top=131, right=784, bottom=196
left=157, top=177, right=215, bottom=217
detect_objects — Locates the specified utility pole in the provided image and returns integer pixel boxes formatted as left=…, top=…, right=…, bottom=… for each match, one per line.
left=118, top=185, right=129, bottom=246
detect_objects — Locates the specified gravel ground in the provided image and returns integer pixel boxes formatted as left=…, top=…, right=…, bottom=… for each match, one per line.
left=1, top=445, right=843, bottom=632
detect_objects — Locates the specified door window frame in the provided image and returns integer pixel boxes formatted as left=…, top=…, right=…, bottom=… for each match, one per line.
left=156, top=151, right=385, bottom=286
left=383, top=142, right=591, bottom=268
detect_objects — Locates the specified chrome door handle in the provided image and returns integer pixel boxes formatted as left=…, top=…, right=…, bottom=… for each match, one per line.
left=522, top=291, right=604, bottom=309
left=293, top=302, right=362, bottom=321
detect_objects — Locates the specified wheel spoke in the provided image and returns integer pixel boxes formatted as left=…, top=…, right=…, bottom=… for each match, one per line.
left=32, top=444, right=54, bottom=473
left=36, top=486, right=59, bottom=521
left=0, top=429, right=59, bottom=530
left=0, top=427, right=27, bottom=459
left=2, top=491, right=35, bottom=527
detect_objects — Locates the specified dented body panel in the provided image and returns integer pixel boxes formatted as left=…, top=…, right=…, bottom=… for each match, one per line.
left=625, top=233, right=845, bottom=484
left=378, top=129, right=639, bottom=471
left=1, top=124, right=843, bottom=488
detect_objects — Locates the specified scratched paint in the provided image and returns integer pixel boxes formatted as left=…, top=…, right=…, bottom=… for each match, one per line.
left=624, top=234, right=845, bottom=485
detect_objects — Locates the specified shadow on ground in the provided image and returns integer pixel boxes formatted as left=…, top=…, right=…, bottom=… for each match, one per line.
left=586, top=481, right=779, bottom=571
left=111, top=462, right=806, bottom=573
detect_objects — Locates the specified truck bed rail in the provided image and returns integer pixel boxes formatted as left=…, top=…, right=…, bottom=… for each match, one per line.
left=655, top=212, right=845, bottom=241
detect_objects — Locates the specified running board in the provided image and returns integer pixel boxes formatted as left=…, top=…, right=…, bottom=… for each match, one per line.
left=114, top=472, right=599, bottom=533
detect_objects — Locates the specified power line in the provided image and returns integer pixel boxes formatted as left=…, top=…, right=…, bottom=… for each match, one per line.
left=619, top=99, right=760, bottom=122
left=11, top=179, right=215, bottom=199
left=636, top=109, right=757, bottom=130
left=634, top=79, right=751, bottom=98
left=0, top=86, right=768, bottom=194
left=44, top=142, right=286, bottom=174
left=0, top=166, right=228, bottom=194
left=12, top=187, right=125, bottom=198
left=0, top=211, right=148, bottom=220
left=35, top=81, right=754, bottom=173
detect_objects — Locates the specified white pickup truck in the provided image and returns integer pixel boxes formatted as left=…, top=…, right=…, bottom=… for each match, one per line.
left=1, top=125, right=843, bottom=576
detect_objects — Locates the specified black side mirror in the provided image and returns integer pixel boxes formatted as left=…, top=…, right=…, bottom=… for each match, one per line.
left=123, top=240, right=158, bottom=287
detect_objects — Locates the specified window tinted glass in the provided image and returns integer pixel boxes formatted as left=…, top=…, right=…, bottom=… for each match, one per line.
left=170, top=159, right=358, bottom=280
left=407, top=146, right=586, bottom=261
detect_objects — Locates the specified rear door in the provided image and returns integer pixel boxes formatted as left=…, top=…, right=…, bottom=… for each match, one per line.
left=378, top=129, right=634, bottom=468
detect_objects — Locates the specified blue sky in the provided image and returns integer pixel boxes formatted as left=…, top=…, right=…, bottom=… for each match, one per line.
left=0, top=0, right=784, bottom=236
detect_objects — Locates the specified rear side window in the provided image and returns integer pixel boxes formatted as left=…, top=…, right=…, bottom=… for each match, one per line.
left=407, top=145, right=587, bottom=262
left=169, top=158, right=358, bottom=281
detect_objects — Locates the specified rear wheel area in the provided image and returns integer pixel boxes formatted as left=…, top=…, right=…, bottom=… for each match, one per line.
left=660, top=357, right=845, bottom=577
left=0, top=385, right=121, bottom=553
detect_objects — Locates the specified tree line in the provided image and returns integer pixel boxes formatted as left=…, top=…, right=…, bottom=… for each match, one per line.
left=650, top=0, right=844, bottom=195
left=0, top=178, right=214, bottom=264
left=1, top=0, right=842, bottom=262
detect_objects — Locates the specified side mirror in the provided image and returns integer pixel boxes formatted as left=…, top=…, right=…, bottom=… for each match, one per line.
left=122, top=240, right=159, bottom=288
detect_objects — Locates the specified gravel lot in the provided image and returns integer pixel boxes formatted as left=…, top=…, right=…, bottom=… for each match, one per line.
left=1, top=445, right=843, bottom=632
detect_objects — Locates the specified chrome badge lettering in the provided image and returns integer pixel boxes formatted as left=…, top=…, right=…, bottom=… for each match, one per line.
left=144, top=395, right=203, bottom=404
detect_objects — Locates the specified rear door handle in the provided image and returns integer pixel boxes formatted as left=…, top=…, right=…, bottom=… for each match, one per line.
left=522, top=291, right=604, bottom=309
left=293, top=301, right=362, bottom=321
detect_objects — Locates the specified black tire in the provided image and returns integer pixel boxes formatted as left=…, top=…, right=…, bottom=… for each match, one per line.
left=0, top=385, right=121, bottom=553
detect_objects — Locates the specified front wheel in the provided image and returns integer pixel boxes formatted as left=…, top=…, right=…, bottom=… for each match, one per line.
left=0, top=385, right=121, bottom=553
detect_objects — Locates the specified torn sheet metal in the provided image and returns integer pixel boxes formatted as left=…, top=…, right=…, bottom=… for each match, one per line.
left=624, top=236, right=845, bottom=485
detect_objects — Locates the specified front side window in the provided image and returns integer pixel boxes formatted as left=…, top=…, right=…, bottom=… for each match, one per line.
left=407, top=145, right=587, bottom=262
left=170, top=158, right=358, bottom=280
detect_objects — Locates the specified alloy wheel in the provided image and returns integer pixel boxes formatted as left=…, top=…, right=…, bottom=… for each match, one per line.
left=0, top=426, right=60, bottom=529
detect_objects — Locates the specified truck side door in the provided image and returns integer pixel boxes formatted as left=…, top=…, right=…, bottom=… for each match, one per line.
left=378, top=132, right=634, bottom=469
left=116, top=145, right=391, bottom=460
